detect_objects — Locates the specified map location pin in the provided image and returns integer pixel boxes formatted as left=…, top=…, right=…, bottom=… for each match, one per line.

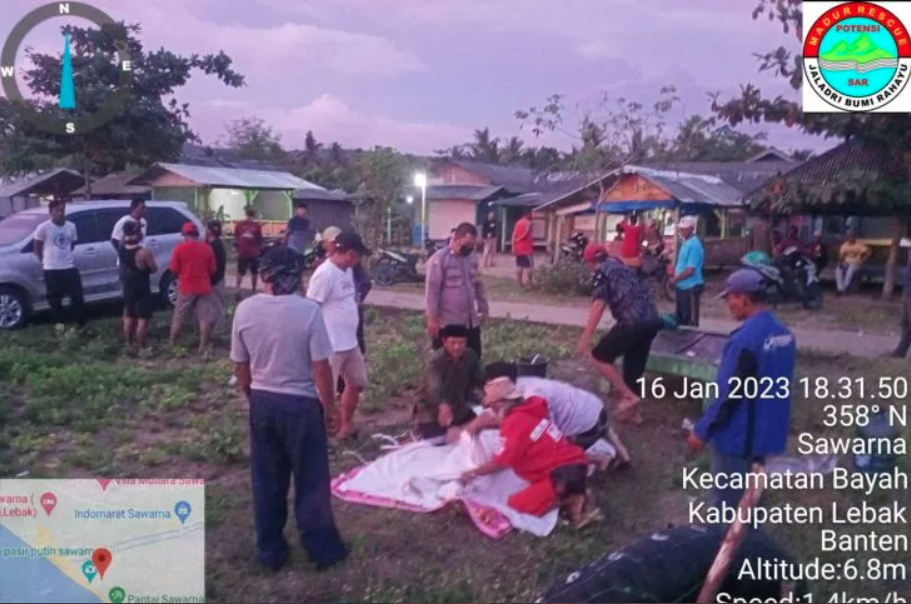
left=81, top=560, right=97, bottom=584
left=92, top=548, right=113, bottom=579
left=174, top=500, right=192, bottom=525
left=97, top=479, right=112, bottom=491
left=109, top=587, right=126, bottom=604
left=40, top=492, right=57, bottom=516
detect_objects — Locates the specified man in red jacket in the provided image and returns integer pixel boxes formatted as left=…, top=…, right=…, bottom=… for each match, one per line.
left=461, top=377, right=602, bottom=528
left=512, top=208, right=534, bottom=287
left=169, top=222, right=217, bottom=353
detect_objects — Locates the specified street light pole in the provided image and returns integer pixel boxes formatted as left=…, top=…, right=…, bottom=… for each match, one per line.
left=414, top=172, right=427, bottom=245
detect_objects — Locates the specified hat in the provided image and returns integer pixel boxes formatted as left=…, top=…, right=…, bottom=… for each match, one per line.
left=181, top=222, right=199, bottom=236
left=717, top=269, right=766, bottom=299
left=582, top=242, right=607, bottom=263
left=334, top=230, right=371, bottom=256
left=440, top=324, right=469, bottom=339
left=678, top=216, right=697, bottom=230
left=322, top=226, right=342, bottom=242
left=482, top=376, right=524, bottom=406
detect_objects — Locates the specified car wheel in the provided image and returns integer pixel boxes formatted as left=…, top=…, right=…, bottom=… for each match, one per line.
left=160, top=272, right=179, bottom=307
left=0, top=286, right=30, bottom=330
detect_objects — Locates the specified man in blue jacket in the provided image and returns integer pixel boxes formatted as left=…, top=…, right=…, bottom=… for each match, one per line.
left=688, top=269, right=796, bottom=509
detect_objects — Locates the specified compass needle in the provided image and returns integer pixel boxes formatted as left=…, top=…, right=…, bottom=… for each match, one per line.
left=59, top=32, right=76, bottom=110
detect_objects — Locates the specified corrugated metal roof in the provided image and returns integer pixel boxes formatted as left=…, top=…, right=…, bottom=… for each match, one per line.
left=293, top=188, right=351, bottom=202
left=637, top=159, right=795, bottom=194
left=425, top=185, right=505, bottom=201
left=0, top=168, right=83, bottom=197
left=137, top=163, right=322, bottom=191
left=72, top=172, right=150, bottom=196
left=624, top=165, right=745, bottom=207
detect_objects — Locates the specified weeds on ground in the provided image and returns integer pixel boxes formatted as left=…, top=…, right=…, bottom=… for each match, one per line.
left=531, top=258, right=591, bottom=297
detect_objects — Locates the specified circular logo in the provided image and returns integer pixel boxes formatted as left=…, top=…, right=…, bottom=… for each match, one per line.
left=0, top=2, right=133, bottom=135
left=803, top=2, right=911, bottom=112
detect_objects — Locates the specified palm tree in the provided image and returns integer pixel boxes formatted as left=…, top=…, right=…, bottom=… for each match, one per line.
left=499, top=136, right=525, bottom=164
left=470, top=127, right=501, bottom=163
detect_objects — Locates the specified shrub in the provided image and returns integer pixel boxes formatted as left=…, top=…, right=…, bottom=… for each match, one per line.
left=532, top=258, right=592, bottom=296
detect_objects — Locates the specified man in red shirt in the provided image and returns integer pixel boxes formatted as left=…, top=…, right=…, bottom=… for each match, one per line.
left=618, top=214, right=644, bottom=269
left=234, top=206, right=264, bottom=293
left=512, top=208, right=534, bottom=287
left=461, top=377, right=602, bottom=528
left=169, top=222, right=217, bottom=353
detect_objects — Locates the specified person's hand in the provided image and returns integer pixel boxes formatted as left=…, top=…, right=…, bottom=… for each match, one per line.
left=460, top=469, right=478, bottom=484
left=324, top=404, right=341, bottom=435
left=445, top=427, right=462, bottom=444
left=576, top=336, right=591, bottom=358
left=426, top=317, right=441, bottom=338
left=438, top=403, right=454, bottom=428
left=687, top=432, right=706, bottom=453
left=478, top=312, right=488, bottom=325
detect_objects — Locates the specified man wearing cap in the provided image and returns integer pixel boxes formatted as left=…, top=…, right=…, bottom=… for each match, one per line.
left=231, top=246, right=347, bottom=572
left=670, top=216, right=705, bottom=327
left=425, top=222, right=489, bottom=357
left=687, top=269, right=796, bottom=510
left=461, top=377, right=602, bottom=528
left=415, top=324, right=482, bottom=438
left=169, top=222, right=217, bottom=353
left=579, top=244, right=663, bottom=423
left=307, top=229, right=371, bottom=439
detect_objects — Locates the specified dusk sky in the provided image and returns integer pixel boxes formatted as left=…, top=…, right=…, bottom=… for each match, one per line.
left=1, top=0, right=836, bottom=156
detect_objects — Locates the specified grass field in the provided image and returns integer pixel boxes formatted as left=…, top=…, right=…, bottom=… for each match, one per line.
left=0, top=302, right=908, bottom=602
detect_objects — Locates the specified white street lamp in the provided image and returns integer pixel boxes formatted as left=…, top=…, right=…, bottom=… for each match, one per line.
left=406, top=195, right=414, bottom=204
left=414, top=172, right=427, bottom=245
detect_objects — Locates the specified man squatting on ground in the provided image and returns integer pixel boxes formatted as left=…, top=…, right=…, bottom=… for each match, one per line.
left=460, top=377, right=606, bottom=529
left=231, top=246, right=348, bottom=572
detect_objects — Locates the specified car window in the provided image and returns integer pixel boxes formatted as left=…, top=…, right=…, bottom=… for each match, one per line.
left=93, top=208, right=130, bottom=241
left=0, top=212, right=46, bottom=246
left=68, top=212, right=104, bottom=244
left=147, top=207, right=188, bottom=236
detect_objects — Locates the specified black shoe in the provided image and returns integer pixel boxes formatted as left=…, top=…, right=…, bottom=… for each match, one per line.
left=314, top=548, right=348, bottom=572
left=259, top=552, right=289, bottom=573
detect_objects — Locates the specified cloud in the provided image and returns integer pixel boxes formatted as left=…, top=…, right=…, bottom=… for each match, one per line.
left=196, top=93, right=471, bottom=154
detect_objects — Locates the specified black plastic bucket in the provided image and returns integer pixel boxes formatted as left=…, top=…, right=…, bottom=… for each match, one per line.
left=516, top=355, right=548, bottom=378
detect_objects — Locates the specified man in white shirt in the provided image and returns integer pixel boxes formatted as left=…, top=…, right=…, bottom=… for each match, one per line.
left=307, top=230, right=371, bottom=439
left=33, top=199, right=85, bottom=328
left=462, top=362, right=631, bottom=465
left=111, top=198, right=148, bottom=251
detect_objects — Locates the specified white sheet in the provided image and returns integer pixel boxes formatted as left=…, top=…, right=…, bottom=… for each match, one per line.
left=337, top=431, right=560, bottom=537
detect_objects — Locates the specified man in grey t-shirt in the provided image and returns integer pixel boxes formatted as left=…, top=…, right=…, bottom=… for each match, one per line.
left=230, top=246, right=347, bottom=572
left=285, top=202, right=312, bottom=254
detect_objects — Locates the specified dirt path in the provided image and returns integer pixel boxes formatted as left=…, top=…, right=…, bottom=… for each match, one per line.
left=364, top=288, right=899, bottom=359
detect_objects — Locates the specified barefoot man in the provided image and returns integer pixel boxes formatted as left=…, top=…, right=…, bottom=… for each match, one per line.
left=577, top=243, right=663, bottom=423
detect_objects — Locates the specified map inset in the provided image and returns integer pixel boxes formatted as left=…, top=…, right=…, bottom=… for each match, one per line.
left=0, top=479, right=205, bottom=603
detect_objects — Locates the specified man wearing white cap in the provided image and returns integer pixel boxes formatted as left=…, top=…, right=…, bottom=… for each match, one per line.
left=670, top=215, right=705, bottom=327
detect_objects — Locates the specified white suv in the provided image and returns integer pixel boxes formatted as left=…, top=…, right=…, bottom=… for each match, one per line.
left=0, top=200, right=203, bottom=329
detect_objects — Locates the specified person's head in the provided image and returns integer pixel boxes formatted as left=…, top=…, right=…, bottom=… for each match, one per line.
left=846, top=229, right=857, bottom=243
left=484, top=362, right=518, bottom=383
left=181, top=222, right=200, bottom=240
left=207, top=219, right=222, bottom=240
left=259, top=246, right=304, bottom=296
left=130, top=198, right=146, bottom=219
left=788, top=225, right=799, bottom=240
left=719, top=269, right=767, bottom=321
left=440, top=324, right=470, bottom=359
left=482, top=376, right=525, bottom=420
left=450, top=222, right=478, bottom=256
left=244, top=205, right=256, bottom=219
left=678, top=216, right=697, bottom=239
left=582, top=242, right=607, bottom=269
left=294, top=202, right=308, bottom=218
left=331, top=230, right=370, bottom=269
left=49, top=199, right=66, bottom=224
left=321, top=226, right=341, bottom=253
left=629, top=213, right=639, bottom=225
left=522, top=208, right=533, bottom=219
left=122, top=219, right=143, bottom=246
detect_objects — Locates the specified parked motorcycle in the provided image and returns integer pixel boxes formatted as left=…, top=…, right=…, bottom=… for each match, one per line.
left=641, top=247, right=675, bottom=301
left=560, top=232, right=590, bottom=261
left=741, top=248, right=823, bottom=310
left=425, top=238, right=447, bottom=257
left=373, top=248, right=423, bottom=286
left=259, top=237, right=324, bottom=269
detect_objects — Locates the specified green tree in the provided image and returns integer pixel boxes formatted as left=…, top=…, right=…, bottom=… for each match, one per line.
left=790, top=148, right=815, bottom=162
left=469, top=127, right=501, bottom=163
left=671, top=115, right=768, bottom=161
left=499, top=136, right=525, bottom=164
left=351, top=146, right=408, bottom=249
left=304, top=130, right=322, bottom=161
left=0, top=22, right=244, bottom=195
left=711, top=0, right=911, bottom=295
left=223, top=116, right=284, bottom=161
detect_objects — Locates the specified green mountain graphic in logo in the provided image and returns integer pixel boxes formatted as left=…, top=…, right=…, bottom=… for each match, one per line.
left=819, top=34, right=898, bottom=73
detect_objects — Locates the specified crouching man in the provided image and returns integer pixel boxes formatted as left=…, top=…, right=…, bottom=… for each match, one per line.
left=460, top=377, right=602, bottom=529
left=414, top=324, right=482, bottom=440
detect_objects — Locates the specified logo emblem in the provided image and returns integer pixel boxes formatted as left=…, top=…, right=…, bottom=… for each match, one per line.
left=802, top=2, right=911, bottom=112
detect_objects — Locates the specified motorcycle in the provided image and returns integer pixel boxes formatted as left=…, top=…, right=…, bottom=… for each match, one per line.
left=640, top=247, right=675, bottom=301
left=741, top=248, right=823, bottom=310
left=425, top=238, right=447, bottom=257
left=560, top=232, right=590, bottom=261
left=372, top=248, right=423, bottom=286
